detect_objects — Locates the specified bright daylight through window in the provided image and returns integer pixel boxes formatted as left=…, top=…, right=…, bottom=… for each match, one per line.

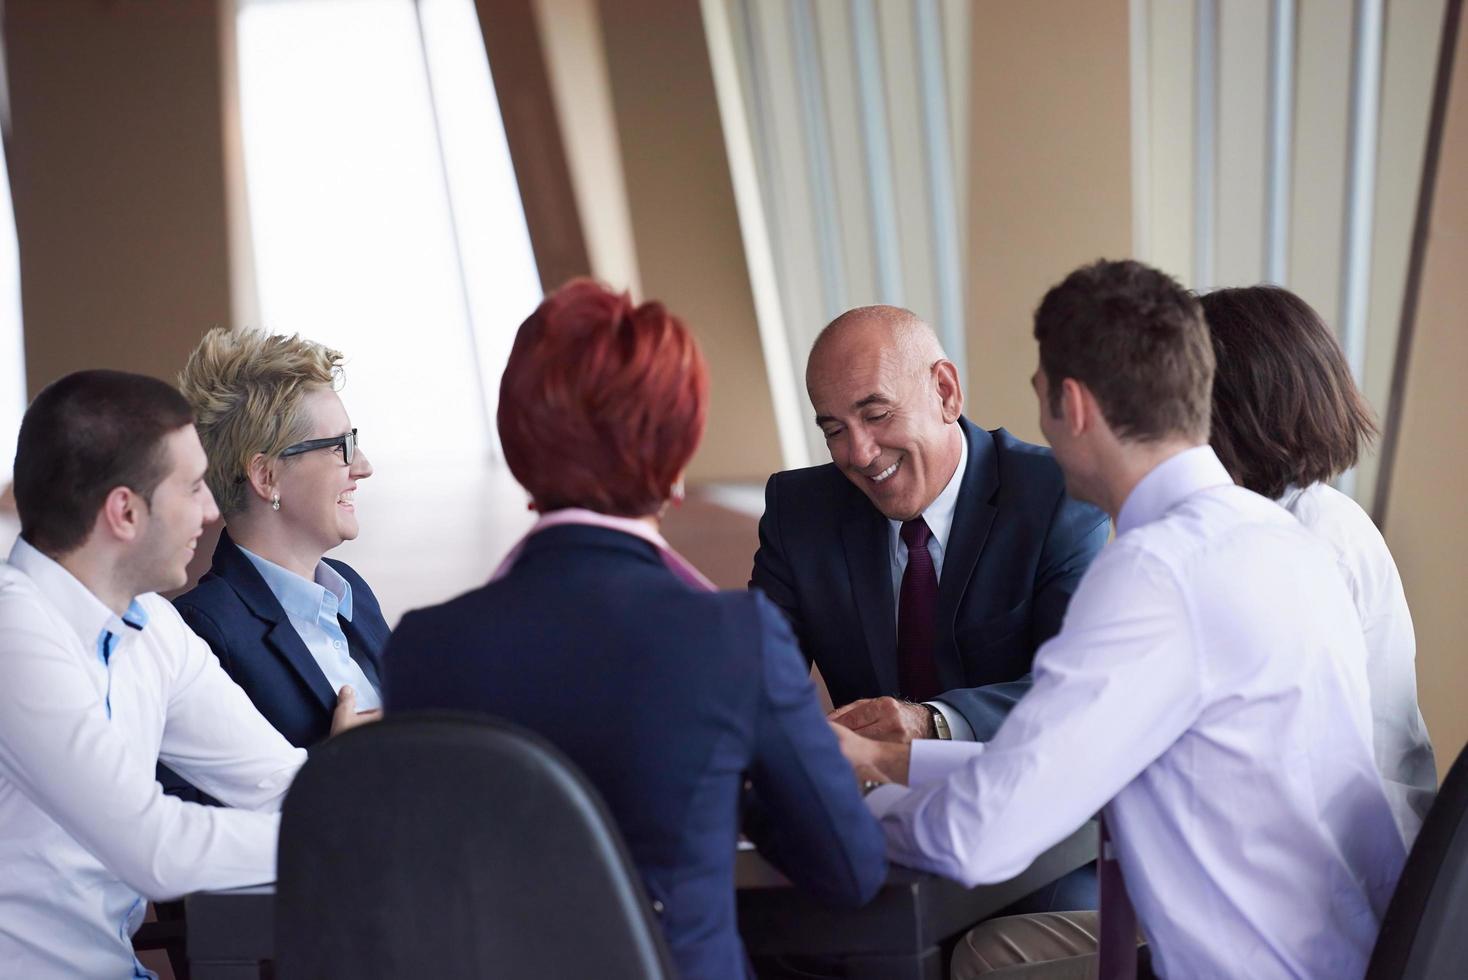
left=235, top=0, right=542, bottom=464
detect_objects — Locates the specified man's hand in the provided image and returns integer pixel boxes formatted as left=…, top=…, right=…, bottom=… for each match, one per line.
left=829, top=721, right=912, bottom=786
left=329, top=685, right=382, bottom=737
left=828, top=696, right=934, bottom=743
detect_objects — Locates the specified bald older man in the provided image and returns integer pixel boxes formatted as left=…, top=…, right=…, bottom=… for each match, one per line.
left=751, top=307, right=1109, bottom=746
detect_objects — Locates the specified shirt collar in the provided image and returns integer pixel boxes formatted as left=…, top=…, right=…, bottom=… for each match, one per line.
left=1116, top=445, right=1235, bottom=536
left=237, top=545, right=354, bottom=624
left=889, top=430, right=968, bottom=550
left=494, top=508, right=718, bottom=593
left=7, top=537, right=150, bottom=652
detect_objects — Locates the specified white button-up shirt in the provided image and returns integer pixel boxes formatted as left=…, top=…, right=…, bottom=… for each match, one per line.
left=886, top=435, right=975, bottom=738
left=886, top=432, right=968, bottom=600
left=1280, top=481, right=1436, bottom=844
left=867, top=447, right=1406, bottom=979
left=0, top=538, right=306, bottom=979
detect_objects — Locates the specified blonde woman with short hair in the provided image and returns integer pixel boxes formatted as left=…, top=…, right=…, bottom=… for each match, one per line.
left=171, top=328, right=385, bottom=763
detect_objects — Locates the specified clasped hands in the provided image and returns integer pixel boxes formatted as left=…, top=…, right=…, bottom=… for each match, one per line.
left=827, top=696, right=922, bottom=787
left=828, top=695, right=933, bottom=742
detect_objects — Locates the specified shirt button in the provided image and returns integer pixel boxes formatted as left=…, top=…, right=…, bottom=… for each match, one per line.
left=651, top=900, right=665, bottom=914
left=334, top=641, right=342, bottom=648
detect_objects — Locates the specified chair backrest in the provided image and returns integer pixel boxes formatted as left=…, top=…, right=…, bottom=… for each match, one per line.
left=1367, top=741, right=1468, bottom=979
left=275, top=712, right=675, bottom=980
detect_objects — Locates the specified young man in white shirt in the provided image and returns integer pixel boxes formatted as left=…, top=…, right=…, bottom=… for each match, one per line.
left=834, top=260, right=1407, bottom=978
left=0, top=370, right=364, bottom=978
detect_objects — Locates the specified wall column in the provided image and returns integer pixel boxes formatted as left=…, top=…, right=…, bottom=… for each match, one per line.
left=1378, top=1, right=1467, bottom=774
left=964, top=1, right=1134, bottom=443
left=7, top=0, right=238, bottom=394
left=592, top=0, right=785, bottom=482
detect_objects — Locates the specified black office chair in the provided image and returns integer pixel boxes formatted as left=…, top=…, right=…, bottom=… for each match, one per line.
left=275, top=712, right=676, bottom=980
left=1366, top=741, right=1468, bottom=979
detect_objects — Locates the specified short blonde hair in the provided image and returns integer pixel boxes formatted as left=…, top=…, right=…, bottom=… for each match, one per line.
left=179, top=328, right=345, bottom=516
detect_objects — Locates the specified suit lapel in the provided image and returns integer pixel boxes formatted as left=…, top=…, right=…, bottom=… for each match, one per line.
left=841, top=499, right=900, bottom=695
left=934, top=420, right=998, bottom=692
left=263, top=620, right=340, bottom=710
left=341, top=611, right=386, bottom=691
left=212, top=530, right=340, bottom=712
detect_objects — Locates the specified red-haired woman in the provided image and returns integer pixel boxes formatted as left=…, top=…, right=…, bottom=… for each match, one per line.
left=384, top=280, right=885, bottom=978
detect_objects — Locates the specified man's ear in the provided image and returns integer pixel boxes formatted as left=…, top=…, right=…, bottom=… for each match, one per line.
left=1060, top=378, right=1091, bottom=438
left=932, top=359, right=964, bottom=423
left=245, top=453, right=277, bottom=503
left=97, top=486, right=145, bottom=544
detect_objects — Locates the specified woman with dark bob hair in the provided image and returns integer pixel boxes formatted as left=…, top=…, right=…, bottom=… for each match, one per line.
left=385, top=280, right=886, bottom=978
left=1201, top=284, right=1435, bottom=845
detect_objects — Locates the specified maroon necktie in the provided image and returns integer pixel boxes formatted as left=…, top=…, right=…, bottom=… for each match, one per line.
left=1098, top=816, right=1138, bottom=979
left=897, top=518, right=941, bottom=701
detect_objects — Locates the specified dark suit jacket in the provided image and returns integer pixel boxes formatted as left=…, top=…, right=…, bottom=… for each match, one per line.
left=172, top=528, right=389, bottom=748
left=751, top=418, right=1110, bottom=739
left=384, top=525, right=886, bottom=980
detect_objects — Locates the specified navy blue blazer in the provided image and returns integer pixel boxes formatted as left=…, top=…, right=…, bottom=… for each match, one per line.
left=751, top=418, right=1110, bottom=739
left=172, top=529, right=390, bottom=748
left=384, top=525, right=886, bottom=980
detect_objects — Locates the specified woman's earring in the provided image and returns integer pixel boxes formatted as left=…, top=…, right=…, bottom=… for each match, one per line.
left=271, top=491, right=281, bottom=512
left=671, top=479, right=686, bottom=508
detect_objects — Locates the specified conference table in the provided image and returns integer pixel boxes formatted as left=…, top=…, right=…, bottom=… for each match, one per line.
left=185, top=822, right=1096, bottom=980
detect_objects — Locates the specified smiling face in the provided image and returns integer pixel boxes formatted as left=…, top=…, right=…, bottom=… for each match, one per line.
left=275, top=387, right=373, bottom=556
left=806, top=313, right=964, bottom=522
left=128, top=425, right=220, bottom=593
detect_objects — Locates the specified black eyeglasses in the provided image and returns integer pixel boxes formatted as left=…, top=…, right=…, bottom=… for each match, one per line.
left=279, top=428, right=358, bottom=465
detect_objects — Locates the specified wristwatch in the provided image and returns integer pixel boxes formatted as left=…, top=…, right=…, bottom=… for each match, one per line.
left=922, top=703, right=952, bottom=740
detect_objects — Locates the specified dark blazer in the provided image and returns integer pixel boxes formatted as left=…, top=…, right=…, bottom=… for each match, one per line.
left=384, top=525, right=887, bottom=980
left=751, top=418, right=1110, bottom=739
left=172, top=528, right=390, bottom=748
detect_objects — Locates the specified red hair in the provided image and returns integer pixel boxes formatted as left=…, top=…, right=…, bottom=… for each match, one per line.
left=497, top=279, right=709, bottom=516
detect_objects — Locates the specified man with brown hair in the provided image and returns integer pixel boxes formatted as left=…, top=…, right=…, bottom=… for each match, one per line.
left=836, top=260, right=1406, bottom=978
left=0, top=371, right=320, bottom=978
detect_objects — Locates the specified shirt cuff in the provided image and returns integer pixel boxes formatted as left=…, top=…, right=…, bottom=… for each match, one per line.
left=864, top=783, right=911, bottom=819
left=923, top=699, right=976, bottom=741
left=907, top=738, right=986, bottom=788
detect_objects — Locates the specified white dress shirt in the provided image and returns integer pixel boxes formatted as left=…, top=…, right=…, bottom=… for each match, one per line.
left=238, top=545, right=382, bottom=711
left=886, top=433, right=968, bottom=601
left=1280, top=481, right=1436, bottom=844
left=886, top=436, right=975, bottom=738
left=0, top=538, right=306, bottom=979
left=867, top=447, right=1406, bottom=979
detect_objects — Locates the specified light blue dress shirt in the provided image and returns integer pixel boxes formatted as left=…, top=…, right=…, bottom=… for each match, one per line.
left=238, top=546, right=382, bottom=711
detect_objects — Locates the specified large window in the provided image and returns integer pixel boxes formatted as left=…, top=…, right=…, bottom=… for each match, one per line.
left=235, top=0, right=542, bottom=463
